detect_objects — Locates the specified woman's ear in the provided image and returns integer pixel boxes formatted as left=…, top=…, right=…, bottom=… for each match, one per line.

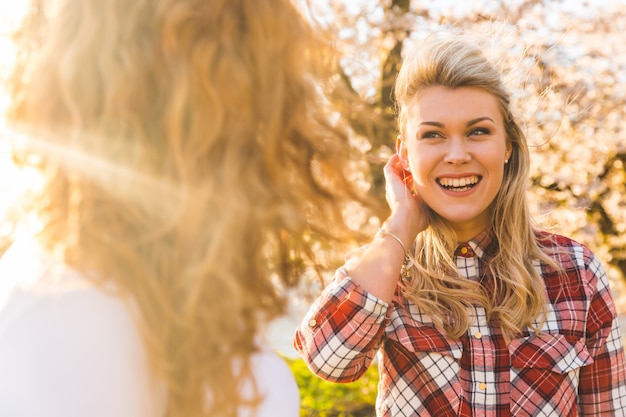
left=505, top=142, right=513, bottom=161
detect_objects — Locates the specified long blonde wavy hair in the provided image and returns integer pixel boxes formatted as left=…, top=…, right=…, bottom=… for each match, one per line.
left=7, top=0, right=366, bottom=415
left=395, top=34, right=561, bottom=340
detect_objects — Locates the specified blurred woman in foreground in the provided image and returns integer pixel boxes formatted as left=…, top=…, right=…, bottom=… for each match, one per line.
left=0, top=0, right=365, bottom=416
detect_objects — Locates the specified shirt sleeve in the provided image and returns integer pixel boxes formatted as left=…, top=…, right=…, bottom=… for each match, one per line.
left=293, top=271, right=390, bottom=383
left=578, top=253, right=626, bottom=415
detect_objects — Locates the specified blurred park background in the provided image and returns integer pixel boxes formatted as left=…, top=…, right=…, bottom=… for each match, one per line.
left=1, top=1, right=625, bottom=415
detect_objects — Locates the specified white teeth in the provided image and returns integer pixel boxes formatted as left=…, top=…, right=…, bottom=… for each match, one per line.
left=438, top=176, right=479, bottom=188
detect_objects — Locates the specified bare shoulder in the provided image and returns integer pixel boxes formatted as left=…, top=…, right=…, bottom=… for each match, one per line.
left=238, top=345, right=300, bottom=417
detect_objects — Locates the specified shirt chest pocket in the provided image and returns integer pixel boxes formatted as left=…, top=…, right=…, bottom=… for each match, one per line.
left=385, top=305, right=464, bottom=359
left=509, top=333, right=593, bottom=416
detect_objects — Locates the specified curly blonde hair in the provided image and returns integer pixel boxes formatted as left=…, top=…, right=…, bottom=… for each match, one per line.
left=395, top=34, right=561, bottom=340
left=7, top=0, right=365, bottom=415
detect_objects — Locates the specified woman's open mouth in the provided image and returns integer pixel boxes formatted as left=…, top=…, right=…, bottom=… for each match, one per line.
left=436, top=175, right=481, bottom=192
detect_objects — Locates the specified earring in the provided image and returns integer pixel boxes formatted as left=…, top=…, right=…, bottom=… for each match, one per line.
left=505, top=159, right=509, bottom=164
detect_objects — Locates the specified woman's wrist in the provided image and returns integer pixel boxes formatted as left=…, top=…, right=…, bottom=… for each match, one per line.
left=375, top=228, right=414, bottom=281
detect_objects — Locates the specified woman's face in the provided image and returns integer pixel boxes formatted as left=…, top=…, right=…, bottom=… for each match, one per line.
left=399, top=86, right=512, bottom=242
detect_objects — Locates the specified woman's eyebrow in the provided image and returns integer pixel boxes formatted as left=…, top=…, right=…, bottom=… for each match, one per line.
left=419, top=121, right=445, bottom=128
left=418, top=117, right=495, bottom=128
left=466, top=116, right=495, bottom=126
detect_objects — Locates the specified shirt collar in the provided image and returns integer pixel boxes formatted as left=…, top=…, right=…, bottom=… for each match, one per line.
left=454, top=230, right=496, bottom=259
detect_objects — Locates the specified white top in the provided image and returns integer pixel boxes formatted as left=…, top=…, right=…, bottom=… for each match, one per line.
left=0, top=240, right=300, bottom=416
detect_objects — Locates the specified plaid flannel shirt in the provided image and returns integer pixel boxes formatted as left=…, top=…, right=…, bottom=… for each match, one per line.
left=294, top=231, right=626, bottom=416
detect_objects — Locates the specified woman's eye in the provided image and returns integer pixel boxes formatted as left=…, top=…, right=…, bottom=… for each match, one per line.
left=469, top=127, right=490, bottom=136
left=421, top=131, right=443, bottom=139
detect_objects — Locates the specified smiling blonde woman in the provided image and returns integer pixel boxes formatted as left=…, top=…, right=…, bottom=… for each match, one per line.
left=295, top=33, right=626, bottom=417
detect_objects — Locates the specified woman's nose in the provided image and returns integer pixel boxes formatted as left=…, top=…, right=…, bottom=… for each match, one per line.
left=443, top=138, right=471, bottom=165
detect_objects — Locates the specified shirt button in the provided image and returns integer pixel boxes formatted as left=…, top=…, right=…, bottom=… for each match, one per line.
left=474, top=331, right=483, bottom=339
left=460, top=247, right=468, bottom=254
left=308, top=319, right=317, bottom=327
left=479, top=382, right=487, bottom=391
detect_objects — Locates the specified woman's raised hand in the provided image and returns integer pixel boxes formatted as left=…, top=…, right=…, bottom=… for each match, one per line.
left=382, top=153, right=428, bottom=245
